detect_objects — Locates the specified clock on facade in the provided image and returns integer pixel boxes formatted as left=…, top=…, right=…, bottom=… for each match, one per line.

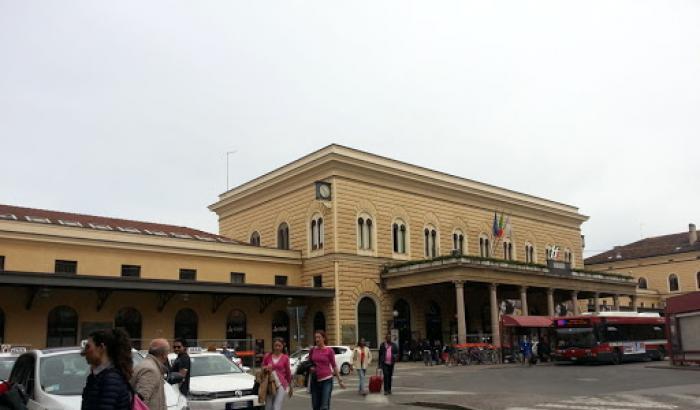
left=315, top=181, right=332, bottom=201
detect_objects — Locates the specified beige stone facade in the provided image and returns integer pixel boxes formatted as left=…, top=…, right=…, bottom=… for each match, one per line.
left=210, top=145, right=635, bottom=348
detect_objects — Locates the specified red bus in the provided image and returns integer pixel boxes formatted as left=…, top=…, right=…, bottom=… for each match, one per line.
left=553, top=312, right=666, bottom=364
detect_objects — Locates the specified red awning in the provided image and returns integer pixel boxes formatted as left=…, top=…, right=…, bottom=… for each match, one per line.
left=501, top=315, right=553, bottom=328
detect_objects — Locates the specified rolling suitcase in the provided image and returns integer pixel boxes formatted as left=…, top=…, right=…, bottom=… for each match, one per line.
left=368, top=369, right=383, bottom=393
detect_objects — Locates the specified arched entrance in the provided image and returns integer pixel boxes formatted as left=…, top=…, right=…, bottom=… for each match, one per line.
left=313, top=311, right=326, bottom=333
left=47, top=306, right=78, bottom=347
left=357, top=297, right=378, bottom=348
left=115, top=308, right=142, bottom=349
left=174, top=308, right=198, bottom=345
left=425, top=301, right=442, bottom=343
left=272, top=311, right=290, bottom=351
left=226, top=310, right=247, bottom=346
left=393, top=299, right=411, bottom=357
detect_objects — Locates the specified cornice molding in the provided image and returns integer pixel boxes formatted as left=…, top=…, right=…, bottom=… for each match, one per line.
left=209, top=145, right=588, bottom=226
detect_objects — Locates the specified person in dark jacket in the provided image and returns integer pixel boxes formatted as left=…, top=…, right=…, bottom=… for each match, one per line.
left=377, top=334, right=399, bottom=395
left=170, top=338, right=191, bottom=395
left=81, top=328, right=133, bottom=410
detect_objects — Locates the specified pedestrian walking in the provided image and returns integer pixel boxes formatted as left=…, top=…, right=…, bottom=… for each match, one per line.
left=518, top=336, right=532, bottom=367
left=421, top=339, right=432, bottom=366
left=351, top=338, right=372, bottom=395
left=170, top=338, right=191, bottom=395
left=262, top=338, right=292, bottom=410
left=308, top=330, right=345, bottom=410
left=378, top=334, right=399, bottom=395
left=81, top=328, right=132, bottom=410
left=131, top=338, right=169, bottom=410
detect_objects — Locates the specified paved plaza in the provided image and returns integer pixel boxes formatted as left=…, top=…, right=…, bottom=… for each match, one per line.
left=284, top=361, right=700, bottom=410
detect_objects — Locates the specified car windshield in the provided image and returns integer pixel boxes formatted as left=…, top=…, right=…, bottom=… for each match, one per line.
left=556, top=327, right=596, bottom=348
left=191, top=355, right=243, bottom=376
left=39, top=351, right=146, bottom=396
left=39, top=353, right=90, bottom=395
left=0, top=357, right=17, bottom=380
left=290, top=350, right=309, bottom=359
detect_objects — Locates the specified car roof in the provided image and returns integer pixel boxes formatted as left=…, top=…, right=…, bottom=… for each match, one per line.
left=39, top=347, right=82, bottom=356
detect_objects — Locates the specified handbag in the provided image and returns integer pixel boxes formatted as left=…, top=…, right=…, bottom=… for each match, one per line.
left=132, top=393, right=149, bottom=410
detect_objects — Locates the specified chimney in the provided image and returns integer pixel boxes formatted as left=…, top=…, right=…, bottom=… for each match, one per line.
left=690, top=223, right=697, bottom=245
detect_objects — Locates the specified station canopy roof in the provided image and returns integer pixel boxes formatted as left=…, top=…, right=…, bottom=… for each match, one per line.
left=501, top=315, right=553, bottom=328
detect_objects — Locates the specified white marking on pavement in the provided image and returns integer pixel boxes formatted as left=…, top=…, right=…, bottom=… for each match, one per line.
left=558, top=399, right=676, bottom=409
left=667, top=394, right=700, bottom=405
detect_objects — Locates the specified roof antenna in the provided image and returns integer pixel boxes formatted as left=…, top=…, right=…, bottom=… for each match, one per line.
left=226, top=150, right=238, bottom=190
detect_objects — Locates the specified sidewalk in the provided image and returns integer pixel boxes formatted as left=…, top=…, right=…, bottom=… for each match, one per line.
left=646, top=362, right=700, bottom=371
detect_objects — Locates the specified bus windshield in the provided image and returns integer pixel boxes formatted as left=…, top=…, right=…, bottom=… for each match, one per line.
left=556, top=327, right=596, bottom=348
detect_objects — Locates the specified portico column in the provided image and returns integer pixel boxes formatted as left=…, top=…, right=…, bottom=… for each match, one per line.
left=490, top=284, right=501, bottom=347
left=571, top=291, right=579, bottom=315
left=613, top=294, right=620, bottom=311
left=520, top=286, right=529, bottom=316
left=547, top=288, right=555, bottom=317
left=454, top=280, right=467, bottom=344
left=630, top=294, right=638, bottom=312
left=594, top=292, right=600, bottom=313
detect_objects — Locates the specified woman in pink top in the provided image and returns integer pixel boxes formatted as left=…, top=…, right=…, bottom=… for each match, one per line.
left=262, top=338, right=293, bottom=410
left=309, top=330, right=345, bottom=410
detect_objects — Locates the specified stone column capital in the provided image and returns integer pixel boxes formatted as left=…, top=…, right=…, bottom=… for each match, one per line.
left=453, top=280, right=465, bottom=287
left=490, top=283, right=499, bottom=291
left=520, top=285, right=528, bottom=292
left=546, top=288, right=555, bottom=295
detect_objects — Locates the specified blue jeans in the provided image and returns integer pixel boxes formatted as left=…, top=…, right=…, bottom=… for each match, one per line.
left=357, top=369, right=366, bottom=392
left=311, top=378, right=333, bottom=410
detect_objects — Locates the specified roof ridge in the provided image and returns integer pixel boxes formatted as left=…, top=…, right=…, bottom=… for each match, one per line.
left=0, top=203, right=228, bottom=240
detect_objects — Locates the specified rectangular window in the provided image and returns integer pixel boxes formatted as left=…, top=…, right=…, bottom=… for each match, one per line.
left=313, top=275, right=323, bottom=288
left=0, top=255, right=4, bottom=271
left=275, top=275, right=288, bottom=286
left=55, top=260, right=77, bottom=274
left=230, top=272, right=245, bottom=284
left=121, top=265, right=141, bottom=278
left=179, top=269, right=196, bottom=281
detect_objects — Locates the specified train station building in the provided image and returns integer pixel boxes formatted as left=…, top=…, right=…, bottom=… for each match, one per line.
left=0, top=145, right=636, bottom=351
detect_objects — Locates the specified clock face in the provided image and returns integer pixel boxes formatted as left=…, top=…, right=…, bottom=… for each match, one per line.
left=319, top=184, right=331, bottom=199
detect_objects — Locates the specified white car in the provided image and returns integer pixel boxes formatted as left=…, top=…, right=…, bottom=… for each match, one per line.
left=8, top=347, right=187, bottom=410
left=290, top=346, right=354, bottom=376
left=175, top=351, right=262, bottom=410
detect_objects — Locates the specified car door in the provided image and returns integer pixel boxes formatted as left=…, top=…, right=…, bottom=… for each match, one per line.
left=8, top=353, right=47, bottom=410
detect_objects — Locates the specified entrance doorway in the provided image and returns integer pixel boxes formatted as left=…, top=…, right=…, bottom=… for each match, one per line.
left=357, top=297, right=378, bottom=348
left=425, top=301, right=442, bottom=343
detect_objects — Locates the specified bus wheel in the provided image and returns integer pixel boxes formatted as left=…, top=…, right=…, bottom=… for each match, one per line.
left=612, top=349, right=622, bottom=365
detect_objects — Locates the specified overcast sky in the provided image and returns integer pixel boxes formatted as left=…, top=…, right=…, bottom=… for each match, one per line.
left=1, top=1, right=698, bottom=258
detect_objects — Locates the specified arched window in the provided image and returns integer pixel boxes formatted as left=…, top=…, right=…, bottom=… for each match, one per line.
left=47, top=306, right=78, bottom=347
left=357, top=215, right=373, bottom=250
left=669, top=274, right=680, bottom=292
left=310, top=215, right=324, bottom=251
left=226, top=310, right=247, bottom=341
left=357, top=297, right=378, bottom=348
left=638, top=277, right=648, bottom=289
left=424, top=225, right=438, bottom=258
left=250, top=231, right=261, bottom=247
left=0, top=308, right=4, bottom=344
left=452, top=230, right=464, bottom=254
left=313, top=311, right=326, bottom=333
left=115, top=308, right=142, bottom=349
left=479, top=236, right=490, bottom=258
left=525, top=243, right=535, bottom=263
left=174, top=308, right=198, bottom=344
left=277, top=223, right=290, bottom=250
left=563, top=249, right=573, bottom=264
left=271, top=311, right=290, bottom=349
left=502, top=240, right=513, bottom=260
left=392, top=220, right=407, bottom=254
